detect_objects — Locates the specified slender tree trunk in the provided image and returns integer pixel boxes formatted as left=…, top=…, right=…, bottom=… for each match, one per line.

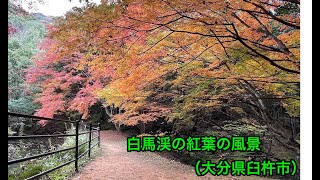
left=192, top=118, right=199, bottom=132
left=115, top=123, right=121, bottom=131
left=289, top=117, right=295, bottom=140
left=238, top=79, right=271, bottom=123
left=18, top=122, right=24, bottom=136
left=104, top=104, right=122, bottom=131
left=138, top=121, right=145, bottom=134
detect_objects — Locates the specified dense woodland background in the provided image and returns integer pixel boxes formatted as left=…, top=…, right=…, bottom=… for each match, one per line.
left=8, top=0, right=300, bottom=179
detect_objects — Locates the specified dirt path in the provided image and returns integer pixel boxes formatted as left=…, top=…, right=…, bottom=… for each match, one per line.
left=71, top=131, right=272, bottom=180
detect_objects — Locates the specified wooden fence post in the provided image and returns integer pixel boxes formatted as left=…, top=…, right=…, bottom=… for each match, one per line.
left=98, top=123, right=100, bottom=147
left=75, top=120, right=80, bottom=172
left=88, top=122, right=92, bottom=158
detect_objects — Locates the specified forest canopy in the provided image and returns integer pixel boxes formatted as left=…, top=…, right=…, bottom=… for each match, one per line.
left=27, top=0, right=299, bottom=126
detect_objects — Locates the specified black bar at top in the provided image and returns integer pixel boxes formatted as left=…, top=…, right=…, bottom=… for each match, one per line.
left=78, top=131, right=91, bottom=135
left=90, top=141, right=99, bottom=149
left=8, top=133, right=77, bottom=140
left=8, top=112, right=77, bottom=123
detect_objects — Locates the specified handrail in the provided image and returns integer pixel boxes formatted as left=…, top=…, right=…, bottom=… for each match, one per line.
left=8, top=134, right=77, bottom=140
left=25, top=159, right=76, bottom=180
left=78, top=131, right=91, bottom=135
left=78, top=140, right=90, bottom=147
left=8, top=112, right=101, bottom=180
left=8, top=112, right=77, bottom=123
left=8, top=146, right=75, bottom=165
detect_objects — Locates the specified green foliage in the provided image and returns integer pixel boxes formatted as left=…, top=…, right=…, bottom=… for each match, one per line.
left=282, top=98, right=300, bottom=117
left=168, top=77, right=221, bottom=130
left=8, top=12, right=46, bottom=114
left=8, top=96, right=41, bottom=114
left=275, top=2, right=300, bottom=16
left=222, top=120, right=268, bottom=136
left=9, top=164, right=43, bottom=180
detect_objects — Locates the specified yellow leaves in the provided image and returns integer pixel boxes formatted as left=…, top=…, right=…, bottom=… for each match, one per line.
left=290, top=48, right=300, bottom=60
left=96, top=87, right=124, bottom=107
left=282, top=98, right=300, bottom=117
left=171, top=75, right=186, bottom=86
left=278, top=30, right=300, bottom=47
left=88, top=56, right=104, bottom=67
left=192, top=67, right=223, bottom=78
left=194, top=101, right=219, bottom=108
left=147, top=31, right=171, bottom=45
left=266, top=83, right=286, bottom=96
left=230, top=107, right=246, bottom=114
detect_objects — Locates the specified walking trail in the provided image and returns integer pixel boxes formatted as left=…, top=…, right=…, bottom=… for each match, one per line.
left=71, top=131, right=271, bottom=180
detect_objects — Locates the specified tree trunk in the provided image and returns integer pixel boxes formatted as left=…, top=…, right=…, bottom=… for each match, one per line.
left=138, top=121, right=146, bottom=134
left=192, top=118, right=199, bottom=132
left=238, top=79, right=271, bottom=123
left=104, top=104, right=121, bottom=131
left=115, top=123, right=121, bottom=131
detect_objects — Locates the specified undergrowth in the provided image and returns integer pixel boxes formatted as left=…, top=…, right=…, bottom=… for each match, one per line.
left=8, top=127, right=100, bottom=180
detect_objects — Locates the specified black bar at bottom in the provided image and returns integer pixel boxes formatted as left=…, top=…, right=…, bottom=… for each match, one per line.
left=78, top=142, right=99, bottom=160
left=78, top=140, right=90, bottom=148
left=25, top=159, right=75, bottom=180
left=78, top=149, right=90, bottom=159
left=90, top=142, right=99, bottom=149
left=78, top=131, right=91, bottom=135
left=8, top=146, right=75, bottom=165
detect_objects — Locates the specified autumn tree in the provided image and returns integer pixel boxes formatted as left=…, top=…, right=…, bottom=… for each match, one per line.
left=28, top=0, right=300, bottom=143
